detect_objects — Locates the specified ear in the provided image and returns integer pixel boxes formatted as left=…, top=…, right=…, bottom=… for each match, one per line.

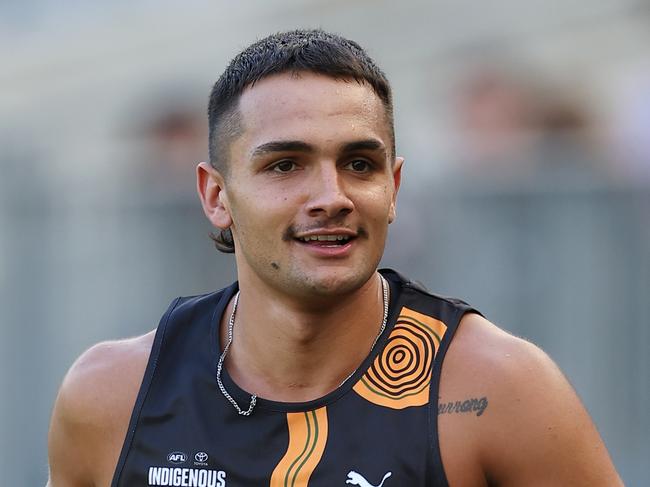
left=388, top=156, right=404, bottom=224
left=196, top=161, right=233, bottom=229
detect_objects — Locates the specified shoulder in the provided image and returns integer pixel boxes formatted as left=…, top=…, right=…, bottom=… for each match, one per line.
left=444, top=313, right=585, bottom=420
left=446, top=313, right=555, bottom=389
left=438, top=313, right=622, bottom=486
left=57, top=332, right=155, bottom=425
left=48, top=331, right=155, bottom=486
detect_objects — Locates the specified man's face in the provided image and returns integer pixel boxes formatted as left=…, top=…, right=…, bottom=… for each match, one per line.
left=201, top=72, right=402, bottom=299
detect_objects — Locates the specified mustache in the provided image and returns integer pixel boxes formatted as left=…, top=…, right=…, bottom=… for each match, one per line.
left=282, top=223, right=369, bottom=241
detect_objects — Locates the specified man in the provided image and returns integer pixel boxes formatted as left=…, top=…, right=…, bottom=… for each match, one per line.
left=48, top=30, right=622, bottom=486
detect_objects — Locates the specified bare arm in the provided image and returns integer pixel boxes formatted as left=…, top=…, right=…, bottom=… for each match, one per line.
left=48, top=368, right=93, bottom=487
left=482, top=335, right=622, bottom=485
left=47, top=333, right=153, bottom=487
left=439, top=314, right=623, bottom=486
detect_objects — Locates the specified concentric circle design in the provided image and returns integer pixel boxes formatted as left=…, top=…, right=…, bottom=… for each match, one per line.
left=366, top=321, right=434, bottom=397
left=353, top=307, right=448, bottom=409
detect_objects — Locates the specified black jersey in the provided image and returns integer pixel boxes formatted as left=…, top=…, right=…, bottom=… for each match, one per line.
left=112, top=269, right=479, bottom=487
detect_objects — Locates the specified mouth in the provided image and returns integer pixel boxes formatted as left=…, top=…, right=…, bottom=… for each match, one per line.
left=295, top=234, right=356, bottom=247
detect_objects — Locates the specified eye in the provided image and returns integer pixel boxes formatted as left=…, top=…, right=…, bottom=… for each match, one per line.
left=271, top=160, right=297, bottom=173
left=346, top=159, right=373, bottom=173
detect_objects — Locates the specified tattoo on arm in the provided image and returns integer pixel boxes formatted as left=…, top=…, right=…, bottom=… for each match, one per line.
left=438, top=396, right=489, bottom=417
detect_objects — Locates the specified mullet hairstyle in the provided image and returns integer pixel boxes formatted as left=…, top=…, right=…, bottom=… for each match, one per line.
left=207, top=29, right=395, bottom=253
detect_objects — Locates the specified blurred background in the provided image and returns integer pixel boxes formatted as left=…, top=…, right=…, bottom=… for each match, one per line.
left=1, top=0, right=648, bottom=484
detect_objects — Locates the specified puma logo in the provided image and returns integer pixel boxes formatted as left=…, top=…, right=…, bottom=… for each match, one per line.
left=346, top=470, right=392, bottom=487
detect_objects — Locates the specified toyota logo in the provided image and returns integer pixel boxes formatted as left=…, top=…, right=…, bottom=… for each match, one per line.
left=195, top=451, right=208, bottom=463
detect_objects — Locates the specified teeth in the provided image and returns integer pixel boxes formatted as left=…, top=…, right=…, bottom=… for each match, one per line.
left=300, top=235, right=350, bottom=242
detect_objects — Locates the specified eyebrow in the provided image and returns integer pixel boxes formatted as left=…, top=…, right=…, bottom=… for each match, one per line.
left=250, top=139, right=386, bottom=158
left=341, top=139, right=385, bottom=154
left=251, top=140, right=314, bottom=158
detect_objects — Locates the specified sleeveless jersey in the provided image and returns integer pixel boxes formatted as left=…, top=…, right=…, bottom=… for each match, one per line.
left=112, top=269, right=479, bottom=487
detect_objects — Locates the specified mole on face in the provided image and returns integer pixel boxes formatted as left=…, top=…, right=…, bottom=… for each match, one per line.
left=270, top=262, right=279, bottom=270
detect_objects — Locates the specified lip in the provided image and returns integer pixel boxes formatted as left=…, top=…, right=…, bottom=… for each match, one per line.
left=290, top=226, right=360, bottom=258
left=295, top=239, right=355, bottom=258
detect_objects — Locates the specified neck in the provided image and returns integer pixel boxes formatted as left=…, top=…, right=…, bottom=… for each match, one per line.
left=220, top=272, right=388, bottom=403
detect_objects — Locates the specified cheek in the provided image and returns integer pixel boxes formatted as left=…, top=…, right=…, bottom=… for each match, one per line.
left=361, top=186, right=393, bottom=221
left=229, top=191, right=294, bottom=240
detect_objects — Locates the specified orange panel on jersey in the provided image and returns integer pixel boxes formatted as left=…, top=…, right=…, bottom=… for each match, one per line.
left=270, top=407, right=328, bottom=487
left=353, top=307, right=447, bottom=409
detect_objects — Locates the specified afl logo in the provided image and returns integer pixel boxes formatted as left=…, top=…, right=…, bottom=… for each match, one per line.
left=195, top=451, right=208, bottom=463
left=167, top=452, right=187, bottom=464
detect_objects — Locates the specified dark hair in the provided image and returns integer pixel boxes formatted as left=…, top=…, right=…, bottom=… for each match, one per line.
left=207, top=29, right=394, bottom=253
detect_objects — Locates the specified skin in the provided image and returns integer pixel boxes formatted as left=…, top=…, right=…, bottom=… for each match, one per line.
left=47, top=72, right=623, bottom=486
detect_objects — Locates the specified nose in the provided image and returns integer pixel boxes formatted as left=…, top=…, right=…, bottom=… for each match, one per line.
left=305, top=163, right=354, bottom=218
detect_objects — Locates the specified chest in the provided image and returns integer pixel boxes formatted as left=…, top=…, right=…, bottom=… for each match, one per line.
left=113, top=385, right=435, bottom=487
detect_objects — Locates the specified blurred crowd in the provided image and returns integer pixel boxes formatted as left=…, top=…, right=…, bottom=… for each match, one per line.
left=449, top=62, right=649, bottom=184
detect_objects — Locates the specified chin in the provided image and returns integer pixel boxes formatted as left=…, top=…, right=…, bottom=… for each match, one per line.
left=294, top=266, right=375, bottom=297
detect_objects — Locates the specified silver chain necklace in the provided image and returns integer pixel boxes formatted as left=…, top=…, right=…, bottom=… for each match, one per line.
left=215, top=274, right=390, bottom=416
